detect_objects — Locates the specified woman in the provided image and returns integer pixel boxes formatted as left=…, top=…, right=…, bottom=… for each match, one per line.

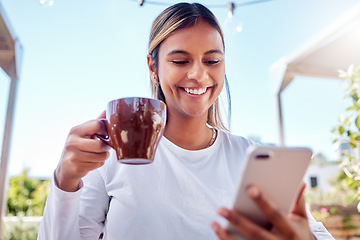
left=38, top=3, right=334, bottom=240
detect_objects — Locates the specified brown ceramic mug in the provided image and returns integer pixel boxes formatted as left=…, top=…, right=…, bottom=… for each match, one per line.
left=96, top=97, right=166, bottom=165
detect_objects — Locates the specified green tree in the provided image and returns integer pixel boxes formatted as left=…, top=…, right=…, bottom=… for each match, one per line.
left=2, top=214, right=40, bottom=240
left=6, top=169, right=50, bottom=216
left=332, top=65, right=360, bottom=210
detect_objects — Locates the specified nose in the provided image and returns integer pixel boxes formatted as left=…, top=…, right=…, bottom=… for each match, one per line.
left=187, top=60, right=208, bottom=82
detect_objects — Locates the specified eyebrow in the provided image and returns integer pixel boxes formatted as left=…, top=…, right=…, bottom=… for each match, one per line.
left=204, top=49, right=224, bottom=55
left=167, top=50, right=190, bottom=56
left=166, top=49, right=224, bottom=56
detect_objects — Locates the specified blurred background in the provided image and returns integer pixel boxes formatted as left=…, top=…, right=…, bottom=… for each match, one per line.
left=1, top=0, right=358, bottom=178
left=1, top=0, right=360, bottom=239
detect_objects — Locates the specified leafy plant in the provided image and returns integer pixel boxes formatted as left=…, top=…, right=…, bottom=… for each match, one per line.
left=6, top=169, right=50, bottom=216
left=2, top=169, right=50, bottom=239
left=2, top=213, right=40, bottom=240
left=332, top=64, right=360, bottom=210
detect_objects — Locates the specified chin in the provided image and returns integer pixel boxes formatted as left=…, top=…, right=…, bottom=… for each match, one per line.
left=182, top=108, right=209, bottom=119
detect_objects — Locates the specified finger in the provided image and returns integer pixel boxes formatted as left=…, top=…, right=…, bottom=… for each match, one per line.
left=217, top=207, right=276, bottom=240
left=57, top=150, right=108, bottom=185
left=67, top=135, right=110, bottom=153
left=65, top=158, right=107, bottom=177
left=62, top=149, right=110, bottom=164
left=97, top=110, right=106, bottom=119
left=210, top=221, right=236, bottom=240
left=70, top=119, right=107, bottom=138
left=94, top=111, right=108, bottom=138
left=290, top=183, right=307, bottom=219
left=246, top=185, right=295, bottom=237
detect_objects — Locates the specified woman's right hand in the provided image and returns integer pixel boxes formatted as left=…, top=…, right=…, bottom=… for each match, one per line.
left=55, top=111, right=111, bottom=192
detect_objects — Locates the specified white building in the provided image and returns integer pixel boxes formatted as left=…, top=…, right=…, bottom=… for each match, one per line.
left=304, top=160, right=341, bottom=193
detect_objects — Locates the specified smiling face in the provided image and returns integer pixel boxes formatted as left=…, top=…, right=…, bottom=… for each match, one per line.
left=152, top=19, right=225, bottom=122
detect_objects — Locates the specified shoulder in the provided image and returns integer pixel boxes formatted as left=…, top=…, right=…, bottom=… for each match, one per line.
left=215, top=130, right=259, bottom=182
left=218, top=130, right=258, bottom=151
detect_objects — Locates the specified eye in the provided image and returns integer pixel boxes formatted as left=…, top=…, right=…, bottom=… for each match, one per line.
left=171, top=60, right=189, bottom=65
left=205, top=60, right=220, bottom=65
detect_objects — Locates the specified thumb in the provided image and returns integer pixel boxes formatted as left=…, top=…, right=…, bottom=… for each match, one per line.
left=97, top=110, right=106, bottom=120
left=291, top=183, right=307, bottom=218
left=91, top=110, right=107, bottom=140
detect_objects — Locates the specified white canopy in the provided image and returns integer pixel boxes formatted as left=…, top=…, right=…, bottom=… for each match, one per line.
left=0, top=1, right=23, bottom=235
left=272, top=2, right=360, bottom=145
left=0, top=3, right=22, bottom=80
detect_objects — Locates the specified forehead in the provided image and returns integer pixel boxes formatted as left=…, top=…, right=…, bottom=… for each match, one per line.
left=159, top=20, right=224, bottom=54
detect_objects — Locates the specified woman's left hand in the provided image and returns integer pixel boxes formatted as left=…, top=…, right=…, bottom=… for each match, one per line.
left=211, top=184, right=316, bottom=240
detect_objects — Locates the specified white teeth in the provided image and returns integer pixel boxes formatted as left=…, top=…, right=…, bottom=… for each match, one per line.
left=184, top=87, right=207, bottom=95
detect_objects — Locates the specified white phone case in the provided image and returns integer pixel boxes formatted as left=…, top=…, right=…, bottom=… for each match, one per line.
left=225, top=146, right=312, bottom=240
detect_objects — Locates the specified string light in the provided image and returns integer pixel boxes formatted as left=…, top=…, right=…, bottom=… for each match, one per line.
left=138, top=0, right=145, bottom=6
left=225, top=2, right=243, bottom=33
left=131, top=0, right=273, bottom=33
left=228, top=2, right=235, bottom=18
left=40, top=0, right=54, bottom=7
left=132, top=0, right=273, bottom=14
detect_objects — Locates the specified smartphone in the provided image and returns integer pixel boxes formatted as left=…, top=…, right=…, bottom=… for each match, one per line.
left=225, top=146, right=312, bottom=239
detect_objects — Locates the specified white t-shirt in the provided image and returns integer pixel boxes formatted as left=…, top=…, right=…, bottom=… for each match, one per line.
left=37, top=130, right=334, bottom=240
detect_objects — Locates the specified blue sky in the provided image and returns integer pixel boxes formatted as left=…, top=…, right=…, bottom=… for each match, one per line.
left=0, top=0, right=359, bottom=178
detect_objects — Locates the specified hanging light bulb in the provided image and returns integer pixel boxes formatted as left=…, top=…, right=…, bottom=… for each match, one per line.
left=228, top=2, right=235, bottom=18
left=138, top=0, right=145, bottom=6
left=224, top=2, right=243, bottom=34
left=40, top=0, right=54, bottom=7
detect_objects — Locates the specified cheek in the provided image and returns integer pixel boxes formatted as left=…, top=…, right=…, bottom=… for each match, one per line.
left=216, top=81, right=224, bottom=96
left=159, top=65, right=183, bottom=87
left=158, top=69, right=177, bottom=97
left=214, top=68, right=225, bottom=85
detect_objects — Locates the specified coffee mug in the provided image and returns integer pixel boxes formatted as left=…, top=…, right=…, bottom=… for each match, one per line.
left=96, top=97, right=166, bottom=164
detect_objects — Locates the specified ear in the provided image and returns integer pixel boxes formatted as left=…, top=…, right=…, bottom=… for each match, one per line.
left=147, top=54, right=158, bottom=83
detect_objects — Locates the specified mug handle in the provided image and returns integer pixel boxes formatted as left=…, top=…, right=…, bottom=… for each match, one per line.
left=94, top=119, right=113, bottom=148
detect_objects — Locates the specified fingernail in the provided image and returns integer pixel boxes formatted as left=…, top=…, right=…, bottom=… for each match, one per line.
left=247, top=186, right=260, bottom=198
left=211, top=222, right=219, bottom=231
left=218, top=207, right=230, bottom=218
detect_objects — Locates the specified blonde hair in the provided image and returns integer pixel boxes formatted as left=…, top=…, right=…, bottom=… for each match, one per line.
left=148, top=3, right=231, bottom=131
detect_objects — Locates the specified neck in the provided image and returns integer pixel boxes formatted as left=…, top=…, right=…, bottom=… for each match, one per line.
left=164, top=113, right=213, bottom=150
